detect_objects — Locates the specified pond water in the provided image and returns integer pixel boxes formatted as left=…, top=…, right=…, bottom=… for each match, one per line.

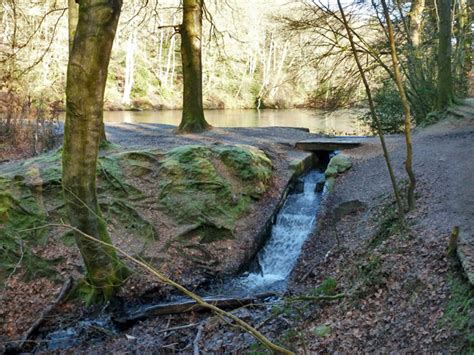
left=102, top=108, right=368, bottom=135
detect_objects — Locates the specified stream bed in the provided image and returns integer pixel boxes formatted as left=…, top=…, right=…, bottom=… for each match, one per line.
left=223, top=169, right=325, bottom=296
left=39, top=167, right=326, bottom=351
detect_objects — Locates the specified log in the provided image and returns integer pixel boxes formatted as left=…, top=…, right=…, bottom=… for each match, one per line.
left=114, top=292, right=276, bottom=325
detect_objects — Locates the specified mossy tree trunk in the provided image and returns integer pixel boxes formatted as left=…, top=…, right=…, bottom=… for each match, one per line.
left=437, top=0, right=453, bottom=109
left=177, top=0, right=211, bottom=133
left=63, top=0, right=126, bottom=303
left=454, top=0, right=473, bottom=96
left=381, top=0, right=417, bottom=211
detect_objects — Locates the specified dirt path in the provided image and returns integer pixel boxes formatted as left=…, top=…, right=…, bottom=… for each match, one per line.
left=290, top=106, right=474, bottom=352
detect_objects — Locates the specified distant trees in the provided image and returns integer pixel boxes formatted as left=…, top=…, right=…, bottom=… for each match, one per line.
left=177, top=0, right=211, bottom=133
left=62, top=0, right=126, bottom=302
left=437, top=0, right=454, bottom=109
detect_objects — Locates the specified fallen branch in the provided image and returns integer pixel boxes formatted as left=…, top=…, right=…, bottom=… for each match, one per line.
left=31, top=224, right=294, bottom=355
left=115, top=293, right=275, bottom=324
left=13, top=277, right=73, bottom=351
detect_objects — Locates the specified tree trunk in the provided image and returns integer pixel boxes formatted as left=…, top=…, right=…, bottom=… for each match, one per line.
left=68, top=0, right=107, bottom=144
left=62, top=0, right=126, bottom=303
left=67, top=0, right=78, bottom=54
left=381, top=0, right=417, bottom=211
left=454, top=0, right=473, bottom=96
left=337, top=0, right=405, bottom=219
left=177, top=0, right=211, bottom=133
left=437, top=0, right=453, bottom=109
left=122, top=32, right=136, bottom=106
left=408, top=0, right=425, bottom=48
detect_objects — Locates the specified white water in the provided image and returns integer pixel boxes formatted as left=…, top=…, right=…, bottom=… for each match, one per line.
left=231, top=169, right=324, bottom=294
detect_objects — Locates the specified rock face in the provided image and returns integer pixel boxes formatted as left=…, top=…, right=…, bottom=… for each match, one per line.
left=0, top=144, right=273, bottom=289
left=324, top=154, right=352, bottom=191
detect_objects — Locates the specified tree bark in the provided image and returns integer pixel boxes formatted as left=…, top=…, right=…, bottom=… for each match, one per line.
left=62, top=0, right=126, bottom=302
left=408, top=0, right=425, bottom=48
left=177, top=0, right=211, bottom=133
left=437, top=0, right=453, bottom=109
left=337, top=0, right=405, bottom=219
left=68, top=0, right=107, bottom=143
left=381, top=0, right=417, bottom=211
left=67, top=0, right=79, bottom=54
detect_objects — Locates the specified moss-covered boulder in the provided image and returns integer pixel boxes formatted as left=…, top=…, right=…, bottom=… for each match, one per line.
left=0, top=144, right=273, bottom=286
left=158, top=144, right=272, bottom=241
left=325, top=154, right=352, bottom=178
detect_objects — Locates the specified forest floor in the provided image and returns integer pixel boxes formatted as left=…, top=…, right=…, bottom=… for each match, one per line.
left=1, top=106, right=473, bottom=353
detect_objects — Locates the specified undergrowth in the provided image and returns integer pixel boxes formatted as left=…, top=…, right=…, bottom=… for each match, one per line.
left=442, top=266, right=474, bottom=352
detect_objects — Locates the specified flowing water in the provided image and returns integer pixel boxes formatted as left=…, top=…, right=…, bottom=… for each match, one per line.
left=225, top=169, right=325, bottom=295
left=101, top=108, right=368, bottom=135
left=40, top=168, right=326, bottom=351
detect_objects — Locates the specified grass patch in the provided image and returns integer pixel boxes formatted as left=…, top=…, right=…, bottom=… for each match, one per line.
left=442, top=270, right=474, bottom=352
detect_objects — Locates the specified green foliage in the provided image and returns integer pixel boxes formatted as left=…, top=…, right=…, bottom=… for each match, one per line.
left=315, top=277, right=337, bottom=294
left=442, top=271, right=474, bottom=352
left=362, top=81, right=404, bottom=134
left=351, top=255, right=387, bottom=299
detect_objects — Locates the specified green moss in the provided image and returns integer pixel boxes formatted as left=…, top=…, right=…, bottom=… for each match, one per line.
left=158, top=145, right=272, bottom=240
left=310, top=277, right=338, bottom=296
left=325, top=154, right=352, bottom=178
left=442, top=271, right=474, bottom=351
left=216, top=145, right=272, bottom=198
left=1, top=144, right=273, bottom=283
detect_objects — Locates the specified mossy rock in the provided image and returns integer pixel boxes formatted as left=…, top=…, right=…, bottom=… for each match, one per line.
left=158, top=145, right=272, bottom=240
left=325, top=154, right=352, bottom=178
left=0, top=144, right=273, bottom=282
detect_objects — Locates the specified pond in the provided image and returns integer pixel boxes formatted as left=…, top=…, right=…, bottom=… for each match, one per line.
left=102, top=108, right=369, bottom=135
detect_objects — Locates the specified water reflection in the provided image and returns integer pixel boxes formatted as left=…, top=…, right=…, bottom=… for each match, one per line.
left=102, top=108, right=368, bottom=135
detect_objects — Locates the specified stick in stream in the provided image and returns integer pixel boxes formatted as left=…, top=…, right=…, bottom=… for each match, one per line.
left=32, top=223, right=294, bottom=355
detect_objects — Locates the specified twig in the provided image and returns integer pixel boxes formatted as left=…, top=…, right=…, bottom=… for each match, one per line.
left=25, top=223, right=294, bottom=355
left=15, top=277, right=73, bottom=350
left=193, top=323, right=204, bottom=355
left=158, top=322, right=200, bottom=334
left=287, top=293, right=346, bottom=303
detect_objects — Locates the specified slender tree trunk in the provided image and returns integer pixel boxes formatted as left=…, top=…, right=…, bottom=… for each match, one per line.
left=437, top=0, right=453, bottom=108
left=122, top=32, right=136, bottom=106
left=177, top=0, right=211, bottom=133
left=337, top=0, right=405, bottom=219
left=381, top=0, right=417, bottom=211
left=63, top=0, right=126, bottom=303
